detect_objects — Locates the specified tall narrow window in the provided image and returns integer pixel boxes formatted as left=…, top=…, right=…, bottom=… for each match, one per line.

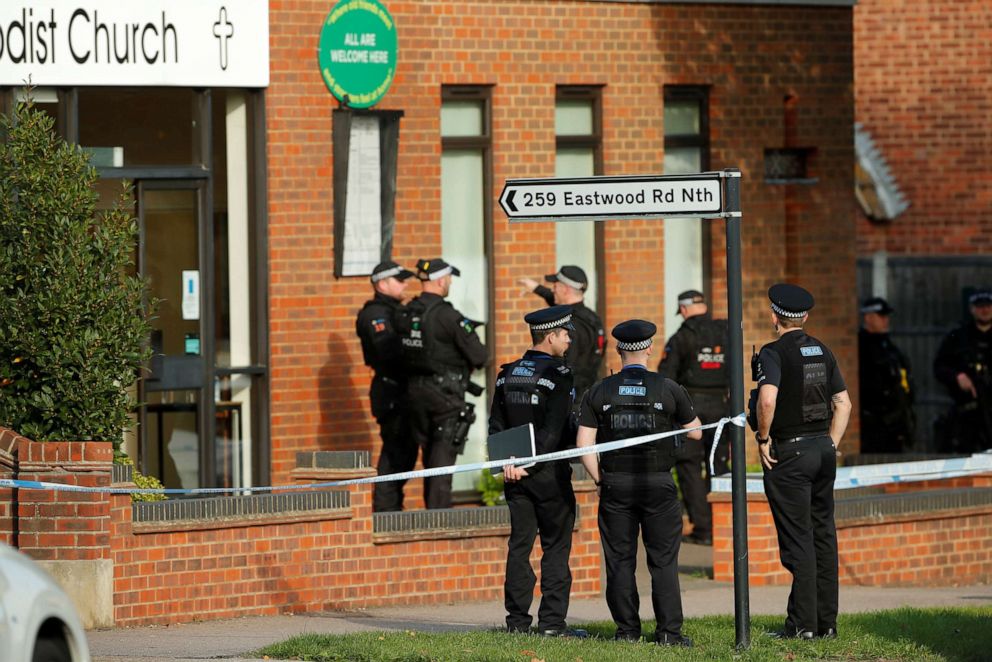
left=663, top=86, right=710, bottom=339
left=441, top=87, right=492, bottom=496
left=555, top=87, right=604, bottom=312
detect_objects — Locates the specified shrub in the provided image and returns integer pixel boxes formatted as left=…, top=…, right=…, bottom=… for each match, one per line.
left=0, top=96, right=151, bottom=456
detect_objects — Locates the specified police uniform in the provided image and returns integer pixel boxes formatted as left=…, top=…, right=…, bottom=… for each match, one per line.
left=489, top=306, right=578, bottom=635
left=756, top=284, right=846, bottom=639
left=933, top=290, right=992, bottom=453
left=531, top=266, right=606, bottom=398
left=397, top=258, right=488, bottom=509
left=579, top=320, right=695, bottom=646
left=355, top=261, right=417, bottom=512
left=659, top=289, right=729, bottom=544
left=858, top=297, right=915, bottom=454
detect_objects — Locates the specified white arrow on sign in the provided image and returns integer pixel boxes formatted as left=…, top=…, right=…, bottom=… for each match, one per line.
left=499, top=173, right=726, bottom=222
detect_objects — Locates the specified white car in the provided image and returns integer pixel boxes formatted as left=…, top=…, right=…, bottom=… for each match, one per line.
left=0, top=543, right=91, bottom=662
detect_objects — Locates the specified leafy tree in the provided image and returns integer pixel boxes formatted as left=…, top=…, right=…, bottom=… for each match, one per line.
left=0, top=97, right=151, bottom=454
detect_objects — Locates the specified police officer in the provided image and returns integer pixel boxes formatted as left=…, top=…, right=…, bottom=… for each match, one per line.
left=576, top=320, right=701, bottom=647
left=356, top=260, right=417, bottom=512
left=490, top=305, right=581, bottom=637
left=858, top=297, right=915, bottom=454
left=520, top=265, right=605, bottom=398
left=933, top=289, right=992, bottom=453
left=755, top=284, right=852, bottom=640
left=397, top=258, right=488, bottom=509
left=659, top=289, right=729, bottom=545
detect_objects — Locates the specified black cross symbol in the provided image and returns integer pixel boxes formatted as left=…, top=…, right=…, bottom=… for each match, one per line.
left=213, top=7, right=234, bottom=71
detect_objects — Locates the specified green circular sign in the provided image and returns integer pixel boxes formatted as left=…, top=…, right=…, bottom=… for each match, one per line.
left=317, top=0, right=398, bottom=109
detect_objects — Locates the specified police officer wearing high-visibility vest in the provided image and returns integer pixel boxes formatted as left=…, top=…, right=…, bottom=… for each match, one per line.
left=396, top=258, right=488, bottom=509
left=577, top=320, right=701, bottom=647
left=355, top=260, right=417, bottom=512
left=755, top=284, right=852, bottom=640
left=658, top=289, right=730, bottom=545
left=490, top=305, right=582, bottom=637
left=520, top=265, right=606, bottom=399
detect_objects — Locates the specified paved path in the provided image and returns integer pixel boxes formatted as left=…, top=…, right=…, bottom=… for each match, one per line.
left=89, top=542, right=992, bottom=661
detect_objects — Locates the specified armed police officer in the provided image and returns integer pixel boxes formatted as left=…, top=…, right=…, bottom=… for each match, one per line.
left=659, top=289, right=729, bottom=545
left=933, top=289, right=992, bottom=453
left=520, top=265, right=605, bottom=399
left=755, top=284, right=852, bottom=640
left=577, top=320, right=701, bottom=647
left=396, top=258, right=488, bottom=509
left=858, top=297, right=915, bottom=454
left=356, top=260, right=417, bottom=512
left=490, top=305, right=582, bottom=637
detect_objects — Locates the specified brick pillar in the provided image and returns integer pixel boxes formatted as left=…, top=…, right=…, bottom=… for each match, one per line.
left=14, top=437, right=115, bottom=627
left=0, top=428, right=27, bottom=546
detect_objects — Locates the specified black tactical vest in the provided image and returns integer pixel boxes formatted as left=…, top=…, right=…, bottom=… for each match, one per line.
left=394, top=296, right=444, bottom=375
left=766, top=332, right=835, bottom=438
left=592, top=368, right=682, bottom=472
left=495, top=355, right=568, bottom=440
left=680, top=317, right=729, bottom=390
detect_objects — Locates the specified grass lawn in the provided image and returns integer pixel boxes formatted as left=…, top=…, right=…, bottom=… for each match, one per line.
left=256, top=606, right=991, bottom=662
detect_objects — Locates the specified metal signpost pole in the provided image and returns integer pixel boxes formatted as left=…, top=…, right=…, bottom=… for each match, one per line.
left=723, top=168, right=750, bottom=649
left=499, top=169, right=751, bottom=649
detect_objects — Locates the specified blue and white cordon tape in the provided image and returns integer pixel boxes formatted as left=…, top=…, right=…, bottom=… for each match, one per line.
left=0, top=415, right=747, bottom=495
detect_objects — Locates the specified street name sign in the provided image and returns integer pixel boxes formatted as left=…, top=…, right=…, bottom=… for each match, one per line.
left=498, top=173, right=725, bottom=222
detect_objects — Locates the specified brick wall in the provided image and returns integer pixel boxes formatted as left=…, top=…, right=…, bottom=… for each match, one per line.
left=712, top=476, right=992, bottom=586
left=855, top=0, right=992, bottom=255
left=110, top=481, right=600, bottom=627
left=266, top=0, right=859, bottom=481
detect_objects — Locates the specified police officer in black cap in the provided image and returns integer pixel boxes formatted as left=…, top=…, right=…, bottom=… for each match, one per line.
left=754, top=284, right=852, bottom=640
left=356, top=260, right=417, bottom=512
left=520, top=265, right=605, bottom=399
left=933, top=289, right=992, bottom=453
left=490, top=305, right=581, bottom=637
left=396, top=258, right=488, bottom=509
left=858, top=296, right=916, bottom=454
left=659, top=289, right=730, bottom=545
left=577, top=320, right=701, bottom=647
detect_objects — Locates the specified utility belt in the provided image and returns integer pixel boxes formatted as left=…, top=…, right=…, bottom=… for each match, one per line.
left=599, top=446, right=679, bottom=473
left=773, top=433, right=828, bottom=445
left=409, top=371, right=485, bottom=397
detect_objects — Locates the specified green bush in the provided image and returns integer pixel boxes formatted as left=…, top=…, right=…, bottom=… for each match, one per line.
left=0, top=96, right=151, bottom=455
left=476, top=470, right=505, bottom=506
left=116, top=456, right=167, bottom=502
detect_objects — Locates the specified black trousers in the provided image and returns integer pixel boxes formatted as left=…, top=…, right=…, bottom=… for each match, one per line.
left=407, top=380, right=461, bottom=509
left=674, top=392, right=727, bottom=538
left=504, top=463, right=576, bottom=631
left=599, top=471, right=684, bottom=640
left=371, top=406, right=417, bottom=512
left=763, top=435, right=839, bottom=634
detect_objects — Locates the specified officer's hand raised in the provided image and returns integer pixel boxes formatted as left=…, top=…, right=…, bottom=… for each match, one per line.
left=518, top=277, right=540, bottom=293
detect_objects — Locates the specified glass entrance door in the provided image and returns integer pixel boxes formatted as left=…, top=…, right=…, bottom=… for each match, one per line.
left=139, top=182, right=208, bottom=489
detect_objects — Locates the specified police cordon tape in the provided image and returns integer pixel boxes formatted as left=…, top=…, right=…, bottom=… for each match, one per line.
left=0, top=415, right=748, bottom=495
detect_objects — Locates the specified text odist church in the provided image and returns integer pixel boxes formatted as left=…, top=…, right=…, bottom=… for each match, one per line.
left=0, top=0, right=859, bottom=497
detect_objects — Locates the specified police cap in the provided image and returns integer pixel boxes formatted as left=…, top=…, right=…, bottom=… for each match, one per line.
left=768, top=283, right=814, bottom=318
left=416, top=258, right=461, bottom=281
left=860, top=296, right=894, bottom=315
left=370, top=260, right=415, bottom=283
left=676, top=289, right=705, bottom=313
left=545, top=265, right=588, bottom=291
left=612, top=319, right=656, bottom=352
left=524, top=305, right=575, bottom=332
left=969, top=289, right=992, bottom=306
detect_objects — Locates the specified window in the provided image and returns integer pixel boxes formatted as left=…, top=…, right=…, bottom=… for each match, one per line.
left=441, top=86, right=492, bottom=495
left=663, top=86, right=710, bottom=339
left=555, top=86, right=604, bottom=313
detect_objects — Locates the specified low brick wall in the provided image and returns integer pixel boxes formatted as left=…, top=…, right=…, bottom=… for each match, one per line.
left=2, top=430, right=601, bottom=627
left=712, top=475, right=992, bottom=587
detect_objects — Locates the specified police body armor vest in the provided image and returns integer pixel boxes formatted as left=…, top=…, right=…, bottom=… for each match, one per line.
left=597, top=370, right=681, bottom=473
left=395, top=296, right=444, bottom=375
left=496, top=356, right=565, bottom=440
left=681, top=318, right=728, bottom=390
left=769, top=332, right=833, bottom=438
